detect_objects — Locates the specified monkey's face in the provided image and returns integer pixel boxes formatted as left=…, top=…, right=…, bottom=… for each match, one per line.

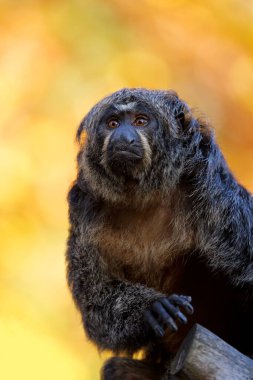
left=97, top=103, right=157, bottom=178
left=76, top=88, right=207, bottom=202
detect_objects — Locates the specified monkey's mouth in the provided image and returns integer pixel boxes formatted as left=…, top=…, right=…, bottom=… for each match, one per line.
left=107, top=147, right=144, bottom=175
left=111, top=150, right=142, bottom=160
left=108, top=143, right=143, bottom=161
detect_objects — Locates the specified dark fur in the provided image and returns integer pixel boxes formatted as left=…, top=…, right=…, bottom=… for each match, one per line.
left=66, top=88, right=253, bottom=379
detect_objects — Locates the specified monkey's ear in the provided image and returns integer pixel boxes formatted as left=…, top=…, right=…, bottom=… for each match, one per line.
left=76, top=122, right=83, bottom=141
left=76, top=120, right=88, bottom=147
left=173, top=99, right=192, bottom=130
left=175, top=110, right=185, bottom=128
left=174, top=103, right=187, bottom=129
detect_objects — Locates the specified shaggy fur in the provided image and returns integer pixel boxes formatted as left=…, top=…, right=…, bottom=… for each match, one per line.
left=66, top=88, right=253, bottom=379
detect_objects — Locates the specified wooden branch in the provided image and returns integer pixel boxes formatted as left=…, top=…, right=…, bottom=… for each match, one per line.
left=170, top=324, right=253, bottom=380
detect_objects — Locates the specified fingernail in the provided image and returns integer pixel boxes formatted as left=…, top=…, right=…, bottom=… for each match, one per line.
left=178, top=314, right=187, bottom=324
left=169, top=321, right=178, bottom=332
left=187, top=305, right=194, bottom=314
left=155, top=326, right=164, bottom=337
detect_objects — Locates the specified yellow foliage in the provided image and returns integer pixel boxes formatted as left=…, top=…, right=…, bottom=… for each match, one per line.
left=0, top=318, right=88, bottom=380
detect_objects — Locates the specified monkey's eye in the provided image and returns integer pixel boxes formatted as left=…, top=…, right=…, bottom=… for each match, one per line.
left=107, top=119, right=120, bottom=129
left=133, top=116, right=148, bottom=127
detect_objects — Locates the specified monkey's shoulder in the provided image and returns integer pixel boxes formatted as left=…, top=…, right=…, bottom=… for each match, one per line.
left=68, top=181, right=104, bottom=226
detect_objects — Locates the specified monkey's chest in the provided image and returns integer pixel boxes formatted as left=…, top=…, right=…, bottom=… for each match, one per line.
left=95, top=207, right=191, bottom=287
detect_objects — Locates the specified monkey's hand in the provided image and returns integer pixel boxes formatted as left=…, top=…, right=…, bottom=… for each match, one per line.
left=144, top=294, right=193, bottom=337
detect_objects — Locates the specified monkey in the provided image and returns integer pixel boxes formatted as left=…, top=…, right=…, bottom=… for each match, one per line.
left=66, top=88, right=253, bottom=379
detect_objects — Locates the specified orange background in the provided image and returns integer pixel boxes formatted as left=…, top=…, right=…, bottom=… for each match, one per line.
left=1, top=1, right=253, bottom=379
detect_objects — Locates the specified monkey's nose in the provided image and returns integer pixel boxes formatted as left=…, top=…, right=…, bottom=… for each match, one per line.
left=110, top=126, right=140, bottom=148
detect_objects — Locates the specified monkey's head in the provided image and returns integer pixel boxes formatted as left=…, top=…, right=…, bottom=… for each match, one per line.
left=76, top=88, right=211, bottom=204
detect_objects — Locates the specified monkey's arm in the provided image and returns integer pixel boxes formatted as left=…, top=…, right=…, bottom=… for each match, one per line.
left=66, top=183, right=192, bottom=352
left=67, top=239, right=158, bottom=352
left=190, top=130, right=253, bottom=290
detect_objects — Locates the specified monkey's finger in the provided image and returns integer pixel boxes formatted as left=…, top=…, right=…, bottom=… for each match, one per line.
left=144, top=311, right=164, bottom=338
left=168, top=294, right=194, bottom=315
left=169, top=295, right=194, bottom=314
left=152, top=302, right=178, bottom=332
left=179, top=295, right=192, bottom=303
left=160, top=298, right=187, bottom=324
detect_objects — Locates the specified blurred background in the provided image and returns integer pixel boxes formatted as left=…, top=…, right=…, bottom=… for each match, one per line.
left=1, top=0, right=253, bottom=379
